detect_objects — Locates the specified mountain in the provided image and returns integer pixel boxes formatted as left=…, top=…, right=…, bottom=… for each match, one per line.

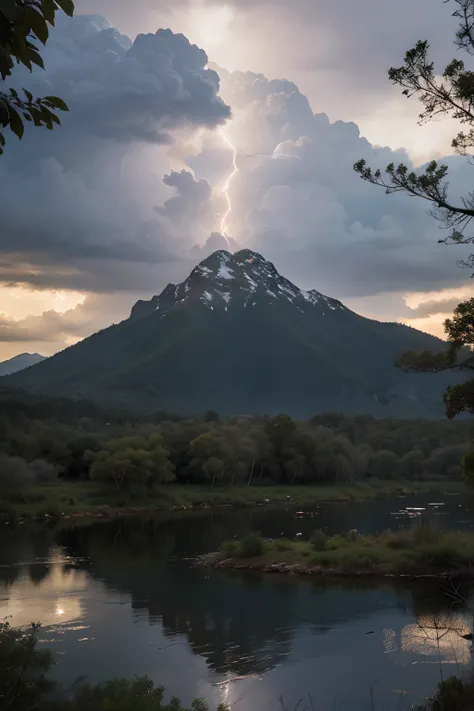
left=0, top=353, right=46, bottom=377
left=3, top=250, right=465, bottom=418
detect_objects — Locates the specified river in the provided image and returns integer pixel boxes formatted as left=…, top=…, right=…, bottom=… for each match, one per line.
left=1, top=493, right=474, bottom=711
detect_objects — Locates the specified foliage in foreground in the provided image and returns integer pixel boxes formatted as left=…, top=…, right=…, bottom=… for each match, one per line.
left=220, top=525, right=474, bottom=574
left=0, top=0, right=73, bottom=154
left=354, top=0, right=474, bottom=419
left=0, top=622, right=224, bottom=711
left=414, top=676, right=474, bottom=711
left=0, top=622, right=53, bottom=711
left=49, top=678, right=218, bottom=711
left=2, top=619, right=474, bottom=711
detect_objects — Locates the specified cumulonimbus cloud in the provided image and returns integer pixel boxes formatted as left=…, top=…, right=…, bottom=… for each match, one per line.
left=192, top=66, right=470, bottom=300
left=75, top=0, right=458, bottom=120
left=156, top=170, right=212, bottom=227
left=7, top=15, right=230, bottom=145
left=1, top=9, right=472, bottom=354
left=0, top=14, right=231, bottom=295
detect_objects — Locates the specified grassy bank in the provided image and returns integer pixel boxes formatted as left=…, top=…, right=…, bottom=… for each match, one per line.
left=415, top=677, right=474, bottom=710
left=0, top=478, right=466, bottom=521
left=199, top=525, right=474, bottom=578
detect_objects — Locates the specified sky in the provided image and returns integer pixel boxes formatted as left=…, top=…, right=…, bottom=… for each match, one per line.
left=0, top=0, right=472, bottom=360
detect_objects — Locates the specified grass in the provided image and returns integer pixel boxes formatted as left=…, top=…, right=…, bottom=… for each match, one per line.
left=214, top=524, right=474, bottom=576
left=0, top=478, right=466, bottom=520
left=414, top=676, right=474, bottom=710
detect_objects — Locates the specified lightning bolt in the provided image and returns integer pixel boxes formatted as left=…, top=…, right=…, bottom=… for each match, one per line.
left=218, top=130, right=239, bottom=238
left=216, top=133, right=271, bottom=243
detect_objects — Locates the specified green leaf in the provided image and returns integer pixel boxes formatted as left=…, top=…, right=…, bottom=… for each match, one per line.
left=40, top=107, right=55, bottom=130
left=0, top=0, right=21, bottom=21
left=55, top=0, right=75, bottom=17
left=28, top=9, right=50, bottom=44
left=29, top=106, right=45, bottom=126
left=43, top=95, right=69, bottom=111
left=0, top=99, right=9, bottom=127
left=42, top=0, right=57, bottom=24
left=25, top=39, right=39, bottom=52
left=24, top=90, right=33, bottom=103
left=7, top=106, right=24, bottom=139
left=0, top=56, right=13, bottom=80
left=28, top=50, right=44, bottom=70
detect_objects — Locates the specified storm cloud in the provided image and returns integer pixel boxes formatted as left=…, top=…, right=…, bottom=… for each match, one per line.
left=188, top=67, right=470, bottom=299
left=1, top=5, right=472, bottom=358
left=7, top=15, right=230, bottom=145
left=157, top=170, right=212, bottom=227
left=75, top=0, right=459, bottom=122
left=1, top=16, right=471, bottom=300
left=0, top=14, right=231, bottom=295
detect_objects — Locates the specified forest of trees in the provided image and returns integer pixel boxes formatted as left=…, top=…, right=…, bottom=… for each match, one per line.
left=0, top=387, right=471, bottom=494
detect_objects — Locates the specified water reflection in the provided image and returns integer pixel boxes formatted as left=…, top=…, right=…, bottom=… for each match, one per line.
left=0, top=498, right=474, bottom=710
left=0, top=547, right=90, bottom=628
left=401, top=613, right=471, bottom=664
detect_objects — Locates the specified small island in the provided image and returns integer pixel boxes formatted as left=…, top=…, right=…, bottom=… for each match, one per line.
left=196, top=527, right=474, bottom=579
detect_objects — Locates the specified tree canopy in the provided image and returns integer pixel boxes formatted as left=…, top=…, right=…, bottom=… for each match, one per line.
left=0, top=0, right=73, bottom=154
left=353, top=0, right=474, bottom=419
left=0, top=389, right=471, bottom=495
left=90, top=434, right=175, bottom=490
left=354, top=0, right=474, bottom=252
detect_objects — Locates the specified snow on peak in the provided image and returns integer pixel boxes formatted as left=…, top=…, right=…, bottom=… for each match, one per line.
left=243, top=272, right=258, bottom=291
left=217, top=254, right=234, bottom=280
left=303, top=289, right=345, bottom=312
left=190, top=250, right=347, bottom=315
left=302, top=290, right=321, bottom=305
left=132, top=249, right=348, bottom=320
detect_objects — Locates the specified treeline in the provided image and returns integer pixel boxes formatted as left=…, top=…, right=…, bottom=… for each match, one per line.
left=0, top=388, right=472, bottom=491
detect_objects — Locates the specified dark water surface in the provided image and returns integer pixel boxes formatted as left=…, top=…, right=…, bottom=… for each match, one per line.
left=2, top=493, right=474, bottom=711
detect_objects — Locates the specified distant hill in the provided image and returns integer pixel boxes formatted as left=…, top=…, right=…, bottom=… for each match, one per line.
left=4, top=250, right=466, bottom=418
left=0, top=353, right=46, bottom=376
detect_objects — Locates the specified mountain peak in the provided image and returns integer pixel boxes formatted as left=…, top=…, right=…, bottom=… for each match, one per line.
left=130, top=248, right=346, bottom=321
left=0, top=352, right=46, bottom=376
left=8, top=249, right=459, bottom=419
left=193, top=249, right=234, bottom=280
left=195, top=248, right=274, bottom=274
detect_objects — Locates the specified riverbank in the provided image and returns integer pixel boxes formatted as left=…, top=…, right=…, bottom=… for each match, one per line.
left=196, top=527, right=474, bottom=579
left=0, top=479, right=466, bottom=521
